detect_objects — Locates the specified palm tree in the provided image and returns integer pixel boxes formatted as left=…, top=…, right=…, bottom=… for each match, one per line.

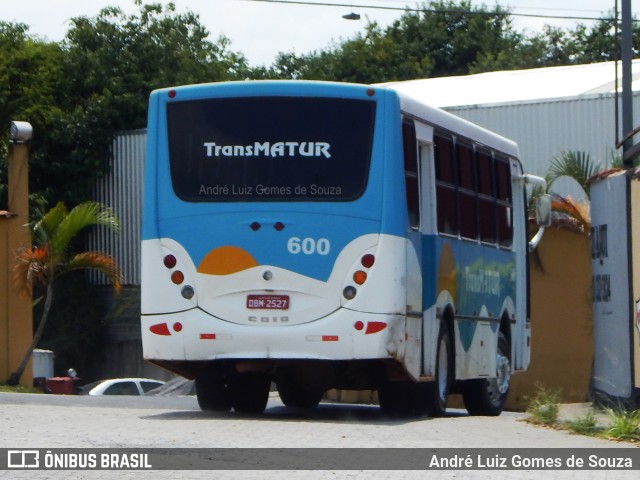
left=545, top=150, right=603, bottom=200
left=5, top=201, right=121, bottom=386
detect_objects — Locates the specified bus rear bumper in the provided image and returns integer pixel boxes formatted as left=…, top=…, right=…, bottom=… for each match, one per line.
left=141, top=308, right=407, bottom=363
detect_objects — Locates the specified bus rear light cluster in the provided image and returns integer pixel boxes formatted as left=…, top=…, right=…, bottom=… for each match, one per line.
left=163, top=254, right=194, bottom=300
left=343, top=253, right=376, bottom=300
left=353, top=320, right=387, bottom=334
left=149, top=322, right=183, bottom=336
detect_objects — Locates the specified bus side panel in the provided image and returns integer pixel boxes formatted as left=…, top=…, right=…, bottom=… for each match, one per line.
left=142, top=91, right=161, bottom=241
left=426, top=236, right=516, bottom=380
left=512, top=163, right=530, bottom=371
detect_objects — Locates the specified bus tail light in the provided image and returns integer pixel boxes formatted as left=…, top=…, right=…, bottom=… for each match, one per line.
left=343, top=286, right=357, bottom=300
left=164, top=254, right=177, bottom=268
left=161, top=249, right=196, bottom=302
left=171, top=271, right=185, bottom=285
left=181, top=285, right=195, bottom=299
left=342, top=252, right=376, bottom=300
left=353, top=320, right=386, bottom=334
left=353, top=271, right=367, bottom=285
left=361, top=254, right=375, bottom=268
left=150, top=323, right=171, bottom=336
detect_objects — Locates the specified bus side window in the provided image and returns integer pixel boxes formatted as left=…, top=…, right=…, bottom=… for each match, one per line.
left=434, top=134, right=457, bottom=236
left=477, top=150, right=497, bottom=244
left=457, top=142, right=477, bottom=240
left=402, top=118, right=420, bottom=229
left=495, top=156, right=513, bottom=248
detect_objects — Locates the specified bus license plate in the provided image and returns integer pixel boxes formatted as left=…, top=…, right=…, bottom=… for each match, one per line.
left=246, top=295, right=290, bottom=310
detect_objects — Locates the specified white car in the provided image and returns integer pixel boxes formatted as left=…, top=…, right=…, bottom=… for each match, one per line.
left=81, top=378, right=166, bottom=396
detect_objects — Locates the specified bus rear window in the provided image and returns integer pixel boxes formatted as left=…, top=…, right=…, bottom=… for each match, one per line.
left=167, top=97, right=375, bottom=201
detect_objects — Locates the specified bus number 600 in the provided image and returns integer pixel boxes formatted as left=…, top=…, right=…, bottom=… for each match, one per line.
left=287, top=237, right=330, bottom=255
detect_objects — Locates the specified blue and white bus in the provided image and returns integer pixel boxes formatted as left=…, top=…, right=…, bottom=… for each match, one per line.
left=141, top=80, right=547, bottom=416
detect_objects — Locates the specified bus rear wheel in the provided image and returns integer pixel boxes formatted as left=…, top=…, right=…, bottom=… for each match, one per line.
left=378, top=381, right=412, bottom=417
left=461, top=331, right=511, bottom=416
left=424, top=322, right=453, bottom=417
left=195, top=369, right=232, bottom=413
left=276, top=382, right=323, bottom=408
left=228, top=371, right=271, bottom=414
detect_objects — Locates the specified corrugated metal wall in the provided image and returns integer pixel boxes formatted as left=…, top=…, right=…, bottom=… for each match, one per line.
left=448, top=92, right=640, bottom=178
left=89, top=129, right=146, bottom=286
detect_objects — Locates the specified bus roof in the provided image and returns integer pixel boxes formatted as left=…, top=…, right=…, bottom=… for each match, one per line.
left=381, top=83, right=520, bottom=159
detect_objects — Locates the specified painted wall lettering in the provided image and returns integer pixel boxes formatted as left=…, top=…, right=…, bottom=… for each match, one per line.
left=591, top=224, right=608, bottom=265
left=593, top=274, right=611, bottom=303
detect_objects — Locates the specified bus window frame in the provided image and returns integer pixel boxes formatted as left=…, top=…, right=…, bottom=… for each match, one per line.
left=433, top=130, right=515, bottom=250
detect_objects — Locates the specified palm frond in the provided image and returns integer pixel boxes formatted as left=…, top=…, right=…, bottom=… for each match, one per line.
left=51, top=202, right=121, bottom=260
left=546, top=151, right=602, bottom=198
left=63, top=251, right=121, bottom=294
left=12, top=246, right=50, bottom=298
left=550, top=194, right=591, bottom=233
left=31, top=201, right=67, bottom=247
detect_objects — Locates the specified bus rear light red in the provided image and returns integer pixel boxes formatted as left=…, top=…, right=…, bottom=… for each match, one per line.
left=150, top=323, right=171, bottom=336
left=365, top=321, right=387, bottom=335
left=361, top=254, right=375, bottom=268
left=171, top=271, right=185, bottom=284
left=163, top=254, right=177, bottom=269
left=274, top=222, right=285, bottom=231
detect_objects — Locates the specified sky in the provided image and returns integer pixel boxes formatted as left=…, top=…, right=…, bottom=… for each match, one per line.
left=2, top=1, right=634, bottom=66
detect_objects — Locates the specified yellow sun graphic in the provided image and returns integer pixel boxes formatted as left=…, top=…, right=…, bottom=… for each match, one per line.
left=197, top=246, right=258, bottom=275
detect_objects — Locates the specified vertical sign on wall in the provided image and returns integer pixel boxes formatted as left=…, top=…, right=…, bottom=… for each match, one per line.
left=590, top=171, right=638, bottom=404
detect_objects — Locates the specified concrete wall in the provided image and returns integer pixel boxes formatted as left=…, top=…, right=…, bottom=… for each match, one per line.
left=507, top=226, right=593, bottom=409
left=0, top=142, right=33, bottom=385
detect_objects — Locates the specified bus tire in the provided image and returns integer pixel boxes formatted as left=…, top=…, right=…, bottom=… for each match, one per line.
left=379, top=381, right=415, bottom=417
left=461, top=331, right=511, bottom=416
left=276, top=382, right=323, bottom=408
left=195, top=370, right=232, bottom=412
left=425, top=322, right=453, bottom=417
left=228, top=372, right=271, bottom=414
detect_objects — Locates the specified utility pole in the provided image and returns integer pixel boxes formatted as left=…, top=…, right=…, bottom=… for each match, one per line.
left=621, top=0, right=635, bottom=168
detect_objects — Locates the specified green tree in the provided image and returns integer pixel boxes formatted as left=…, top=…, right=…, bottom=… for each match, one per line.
left=5, top=201, right=120, bottom=386
left=50, top=1, right=247, bottom=205
left=2, top=2, right=249, bottom=207
left=268, top=1, right=526, bottom=83
left=0, top=22, right=66, bottom=205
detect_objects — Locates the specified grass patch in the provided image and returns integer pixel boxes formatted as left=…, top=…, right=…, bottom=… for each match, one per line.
left=525, top=385, right=560, bottom=426
left=604, top=408, right=640, bottom=442
left=0, top=384, right=43, bottom=394
left=564, top=410, right=604, bottom=436
left=524, top=386, right=639, bottom=443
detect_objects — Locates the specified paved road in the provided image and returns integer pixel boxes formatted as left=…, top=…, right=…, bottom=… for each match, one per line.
left=0, top=392, right=636, bottom=480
